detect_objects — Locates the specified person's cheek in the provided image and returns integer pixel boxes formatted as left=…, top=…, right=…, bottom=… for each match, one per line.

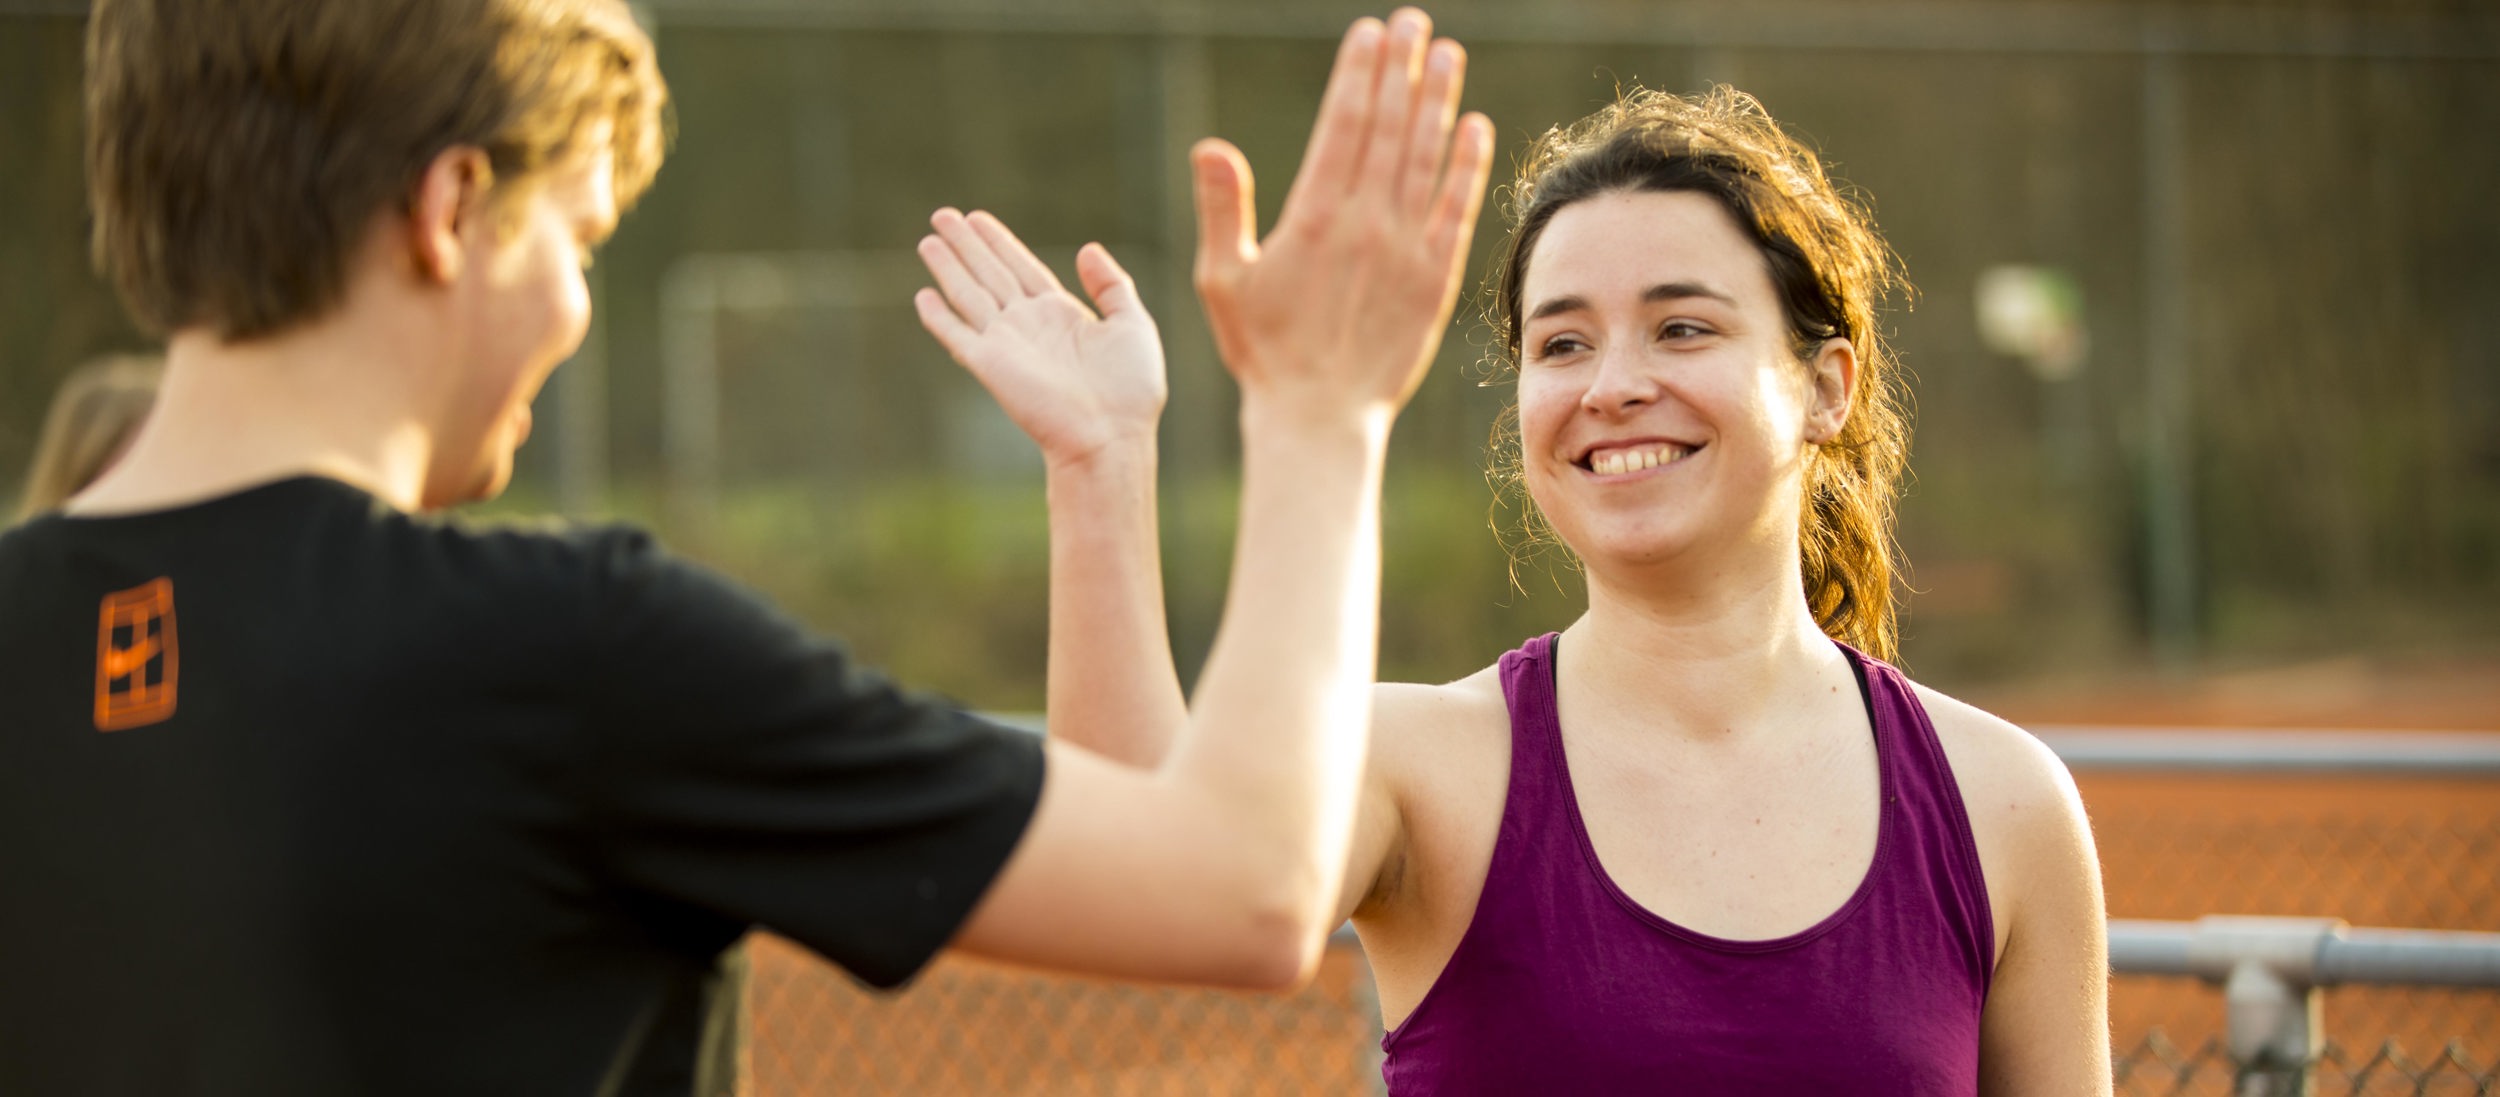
left=553, top=269, right=591, bottom=361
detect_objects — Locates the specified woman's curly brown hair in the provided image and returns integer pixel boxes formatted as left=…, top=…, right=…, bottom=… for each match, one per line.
left=1485, top=86, right=1914, bottom=662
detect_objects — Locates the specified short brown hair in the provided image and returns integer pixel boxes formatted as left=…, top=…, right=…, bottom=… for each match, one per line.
left=86, top=0, right=670, bottom=341
left=1488, top=87, right=1913, bottom=661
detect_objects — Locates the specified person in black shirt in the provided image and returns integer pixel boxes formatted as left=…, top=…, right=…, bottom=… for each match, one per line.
left=0, top=2, right=1492, bottom=1094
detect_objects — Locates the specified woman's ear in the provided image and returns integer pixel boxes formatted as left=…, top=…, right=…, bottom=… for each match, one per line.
left=406, top=146, right=494, bottom=284
left=1803, top=336, right=1858, bottom=445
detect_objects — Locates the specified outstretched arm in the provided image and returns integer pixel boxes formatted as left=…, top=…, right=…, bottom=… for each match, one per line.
left=917, top=7, right=1493, bottom=987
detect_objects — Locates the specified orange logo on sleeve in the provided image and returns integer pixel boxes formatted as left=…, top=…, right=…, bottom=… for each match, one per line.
left=95, top=577, right=178, bottom=732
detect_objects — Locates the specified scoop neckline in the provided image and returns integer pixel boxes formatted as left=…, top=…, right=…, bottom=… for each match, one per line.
left=1540, top=632, right=1898, bottom=955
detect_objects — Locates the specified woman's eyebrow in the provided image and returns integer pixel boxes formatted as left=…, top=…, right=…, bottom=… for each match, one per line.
left=1643, top=281, right=1738, bottom=307
left=1525, top=294, right=1587, bottom=323
left=1529, top=281, right=1738, bottom=323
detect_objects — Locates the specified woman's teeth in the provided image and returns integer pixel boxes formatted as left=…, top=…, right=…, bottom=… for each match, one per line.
left=1589, top=444, right=1691, bottom=476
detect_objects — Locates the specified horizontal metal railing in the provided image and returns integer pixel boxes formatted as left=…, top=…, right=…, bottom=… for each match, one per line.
left=993, top=712, right=2500, bottom=776
left=2035, top=728, right=2500, bottom=775
left=2112, top=917, right=2500, bottom=988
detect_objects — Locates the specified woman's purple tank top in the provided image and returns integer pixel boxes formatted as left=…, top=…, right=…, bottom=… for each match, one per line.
left=1380, top=633, right=1994, bottom=1094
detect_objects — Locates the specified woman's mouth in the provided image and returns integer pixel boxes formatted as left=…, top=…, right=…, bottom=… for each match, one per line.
left=1576, top=441, right=1697, bottom=476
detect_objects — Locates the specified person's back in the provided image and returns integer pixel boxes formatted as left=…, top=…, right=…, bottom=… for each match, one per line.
left=0, top=479, right=1043, bottom=1093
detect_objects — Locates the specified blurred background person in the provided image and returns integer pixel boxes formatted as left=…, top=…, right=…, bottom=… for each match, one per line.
left=12, top=353, right=158, bottom=520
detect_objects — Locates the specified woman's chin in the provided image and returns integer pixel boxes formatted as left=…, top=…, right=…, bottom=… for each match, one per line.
left=1567, top=526, right=1700, bottom=571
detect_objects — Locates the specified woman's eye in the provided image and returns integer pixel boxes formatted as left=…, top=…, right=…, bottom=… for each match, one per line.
left=1660, top=321, right=1709, bottom=340
left=1536, top=336, right=1587, bottom=359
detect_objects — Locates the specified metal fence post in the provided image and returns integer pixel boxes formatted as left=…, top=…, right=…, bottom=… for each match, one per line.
left=2220, top=959, right=2317, bottom=1097
left=2185, top=917, right=2343, bottom=1097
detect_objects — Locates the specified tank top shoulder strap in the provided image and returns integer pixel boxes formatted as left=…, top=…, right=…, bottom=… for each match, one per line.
left=1485, top=633, right=1580, bottom=879
left=1494, top=631, right=1565, bottom=792
left=1841, top=643, right=1998, bottom=989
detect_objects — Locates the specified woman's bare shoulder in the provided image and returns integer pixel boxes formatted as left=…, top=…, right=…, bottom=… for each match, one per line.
left=1907, top=679, right=2099, bottom=948
left=1352, top=664, right=1517, bottom=958
left=1907, top=681, right=2083, bottom=821
left=1365, top=666, right=1515, bottom=851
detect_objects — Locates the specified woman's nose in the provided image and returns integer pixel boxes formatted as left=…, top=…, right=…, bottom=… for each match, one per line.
left=1580, top=343, right=1660, bottom=415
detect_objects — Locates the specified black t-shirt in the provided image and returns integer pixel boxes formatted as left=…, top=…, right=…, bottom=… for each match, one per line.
left=0, top=477, right=1046, bottom=1095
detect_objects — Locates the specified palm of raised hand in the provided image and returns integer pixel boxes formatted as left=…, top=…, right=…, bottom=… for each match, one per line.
left=915, top=209, right=1166, bottom=465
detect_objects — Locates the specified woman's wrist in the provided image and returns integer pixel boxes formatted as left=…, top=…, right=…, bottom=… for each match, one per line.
left=1041, top=427, right=1160, bottom=479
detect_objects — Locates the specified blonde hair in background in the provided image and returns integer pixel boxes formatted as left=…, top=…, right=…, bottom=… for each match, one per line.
left=16, top=355, right=162, bottom=520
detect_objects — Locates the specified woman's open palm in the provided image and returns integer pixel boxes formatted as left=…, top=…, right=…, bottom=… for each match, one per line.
left=914, top=208, right=1166, bottom=466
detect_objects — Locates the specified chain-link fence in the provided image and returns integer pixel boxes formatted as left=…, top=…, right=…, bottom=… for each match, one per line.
left=2081, top=764, right=2500, bottom=1073
left=733, top=933, right=2500, bottom=1096
left=740, top=933, right=1381, bottom=1097
left=2113, top=1035, right=2500, bottom=1096
left=719, top=741, right=2496, bottom=1095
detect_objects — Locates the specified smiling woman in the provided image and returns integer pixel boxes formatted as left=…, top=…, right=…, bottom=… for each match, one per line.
left=1322, top=85, right=2111, bottom=1095
left=1017, top=82, right=2112, bottom=1095
left=1486, top=87, right=1912, bottom=660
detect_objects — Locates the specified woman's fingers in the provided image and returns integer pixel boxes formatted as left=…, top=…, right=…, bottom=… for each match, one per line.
left=932, top=207, right=1025, bottom=303
left=912, top=286, right=981, bottom=366
left=1399, top=39, right=1465, bottom=213
left=1076, top=243, right=1145, bottom=322
left=917, top=231, right=1001, bottom=328
left=968, top=210, right=1063, bottom=298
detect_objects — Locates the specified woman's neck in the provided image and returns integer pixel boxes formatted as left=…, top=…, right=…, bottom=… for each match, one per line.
left=1559, top=543, right=1845, bottom=747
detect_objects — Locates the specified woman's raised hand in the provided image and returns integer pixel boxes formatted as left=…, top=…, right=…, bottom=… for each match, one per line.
left=1191, top=8, right=1494, bottom=432
left=914, top=209, right=1167, bottom=468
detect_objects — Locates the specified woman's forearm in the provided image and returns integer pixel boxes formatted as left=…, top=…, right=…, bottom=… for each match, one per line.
left=1041, top=436, right=1188, bottom=767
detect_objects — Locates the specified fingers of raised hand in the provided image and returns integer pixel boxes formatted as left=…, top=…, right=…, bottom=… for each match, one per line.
left=931, top=207, right=1026, bottom=304
left=1427, top=112, right=1496, bottom=262
left=912, top=286, right=980, bottom=362
left=918, top=229, right=1001, bottom=329
left=1281, top=16, right=1386, bottom=219
left=1076, top=243, right=1146, bottom=323
left=966, top=210, right=1064, bottom=297
left=1189, top=139, right=1259, bottom=300
left=1355, top=10, right=1432, bottom=208
left=1397, top=39, right=1466, bottom=213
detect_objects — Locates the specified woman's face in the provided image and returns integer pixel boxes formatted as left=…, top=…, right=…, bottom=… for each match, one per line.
left=1514, top=188, right=1851, bottom=573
